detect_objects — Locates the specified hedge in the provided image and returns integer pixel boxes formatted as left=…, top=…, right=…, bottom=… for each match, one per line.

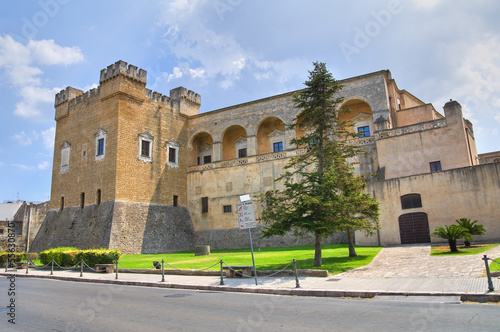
left=0, top=252, right=24, bottom=266
left=39, top=247, right=121, bottom=266
left=76, top=249, right=121, bottom=266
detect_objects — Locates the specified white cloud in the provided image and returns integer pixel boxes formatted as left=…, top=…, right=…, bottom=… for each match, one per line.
left=11, top=163, right=34, bottom=170
left=41, top=127, right=56, bottom=150
left=189, top=67, right=204, bottom=78
left=27, top=39, right=84, bottom=66
left=0, top=35, right=85, bottom=121
left=413, top=0, right=443, bottom=8
left=157, top=1, right=309, bottom=90
left=168, top=67, right=183, bottom=82
left=37, top=161, right=50, bottom=170
left=11, top=131, right=33, bottom=146
left=495, top=112, right=500, bottom=124
left=14, top=86, right=58, bottom=118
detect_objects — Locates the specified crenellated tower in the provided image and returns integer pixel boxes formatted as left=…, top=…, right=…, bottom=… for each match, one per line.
left=33, top=61, right=198, bottom=254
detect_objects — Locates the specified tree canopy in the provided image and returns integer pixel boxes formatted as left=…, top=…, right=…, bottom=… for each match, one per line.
left=260, top=62, right=379, bottom=266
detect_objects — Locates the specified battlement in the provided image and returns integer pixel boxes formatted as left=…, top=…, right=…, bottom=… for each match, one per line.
left=55, top=86, right=84, bottom=107
left=170, top=86, right=201, bottom=105
left=69, top=87, right=101, bottom=108
left=99, top=60, right=147, bottom=85
left=145, top=88, right=172, bottom=105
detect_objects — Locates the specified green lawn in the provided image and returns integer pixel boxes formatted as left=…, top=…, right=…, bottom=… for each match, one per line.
left=119, top=244, right=382, bottom=275
left=491, top=257, right=500, bottom=272
left=430, top=243, right=499, bottom=256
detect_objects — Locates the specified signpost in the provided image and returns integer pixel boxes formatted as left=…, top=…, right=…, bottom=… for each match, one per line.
left=237, top=197, right=258, bottom=285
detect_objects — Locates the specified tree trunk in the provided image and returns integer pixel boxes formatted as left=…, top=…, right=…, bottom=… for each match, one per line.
left=314, top=234, right=322, bottom=267
left=347, top=229, right=357, bottom=257
left=448, top=239, right=458, bottom=252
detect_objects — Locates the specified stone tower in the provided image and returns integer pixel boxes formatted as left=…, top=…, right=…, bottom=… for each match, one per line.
left=31, top=61, right=200, bottom=254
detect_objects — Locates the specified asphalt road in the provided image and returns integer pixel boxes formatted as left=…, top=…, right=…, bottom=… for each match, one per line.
left=0, top=277, right=499, bottom=332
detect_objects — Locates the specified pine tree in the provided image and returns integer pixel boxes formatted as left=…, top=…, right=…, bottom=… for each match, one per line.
left=260, top=62, right=379, bottom=266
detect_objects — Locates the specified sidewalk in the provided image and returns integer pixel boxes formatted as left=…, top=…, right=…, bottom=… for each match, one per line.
left=2, top=245, right=499, bottom=302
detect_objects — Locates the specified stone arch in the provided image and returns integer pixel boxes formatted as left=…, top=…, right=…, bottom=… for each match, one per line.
left=189, top=131, right=214, bottom=166
left=222, top=125, right=248, bottom=160
left=257, top=116, right=286, bottom=154
left=339, top=98, right=374, bottom=137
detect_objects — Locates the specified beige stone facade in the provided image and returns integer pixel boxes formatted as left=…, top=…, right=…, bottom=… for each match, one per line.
left=30, top=61, right=499, bottom=253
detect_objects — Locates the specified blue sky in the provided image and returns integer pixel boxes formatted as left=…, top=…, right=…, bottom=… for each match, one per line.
left=1, top=0, right=500, bottom=203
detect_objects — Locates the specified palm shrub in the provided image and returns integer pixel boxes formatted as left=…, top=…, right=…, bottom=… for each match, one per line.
left=431, top=225, right=472, bottom=252
left=455, top=218, right=486, bottom=247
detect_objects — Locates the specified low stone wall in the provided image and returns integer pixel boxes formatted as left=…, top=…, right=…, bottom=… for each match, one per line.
left=195, top=226, right=347, bottom=250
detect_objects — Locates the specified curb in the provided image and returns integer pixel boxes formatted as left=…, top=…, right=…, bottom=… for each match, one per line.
left=3, top=273, right=499, bottom=303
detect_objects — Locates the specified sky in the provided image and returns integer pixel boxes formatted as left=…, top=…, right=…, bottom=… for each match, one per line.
left=1, top=0, right=500, bottom=203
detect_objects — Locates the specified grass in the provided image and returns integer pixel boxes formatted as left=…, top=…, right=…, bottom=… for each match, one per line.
left=119, top=244, right=382, bottom=275
left=491, top=258, right=500, bottom=272
left=430, top=243, right=499, bottom=256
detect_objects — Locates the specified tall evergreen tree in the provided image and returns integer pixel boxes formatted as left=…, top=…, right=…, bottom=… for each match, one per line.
left=260, top=62, right=379, bottom=266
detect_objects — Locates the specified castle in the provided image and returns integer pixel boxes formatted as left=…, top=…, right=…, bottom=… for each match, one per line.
left=21, top=61, right=500, bottom=254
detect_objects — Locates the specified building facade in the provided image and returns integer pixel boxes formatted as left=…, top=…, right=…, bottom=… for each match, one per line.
left=29, top=61, right=499, bottom=254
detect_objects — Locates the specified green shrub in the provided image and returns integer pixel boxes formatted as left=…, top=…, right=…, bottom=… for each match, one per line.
left=0, top=252, right=24, bottom=266
left=76, top=249, right=121, bottom=266
left=39, top=247, right=79, bottom=266
left=39, top=247, right=120, bottom=267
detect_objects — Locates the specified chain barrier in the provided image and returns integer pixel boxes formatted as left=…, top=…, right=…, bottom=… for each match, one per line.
left=261, top=261, right=294, bottom=277
left=81, top=260, right=107, bottom=273
left=52, top=260, right=81, bottom=270
left=116, top=261, right=157, bottom=273
left=16, top=256, right=301, bottom=288
left=222, top=262, right=253, bottom=278
left=26, top=259, right=53, bottom=269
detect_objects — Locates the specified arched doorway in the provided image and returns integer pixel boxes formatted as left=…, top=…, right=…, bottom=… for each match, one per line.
left=398, top=212, right=431, bottom=244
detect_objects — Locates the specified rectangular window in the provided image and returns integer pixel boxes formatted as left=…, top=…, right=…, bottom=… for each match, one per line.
left=401, top=194, right=422, bottom=209
left=201, top=197, right=208, bottom=213
left=273, top=142, right=283, bottom=152
left=358, top=126, right=370, bottom=138
left=96, top=189, right=101, bottom=205
left=0, top=229, right=3, bottom=234
left=203, top=155, right=212, bottom=164
left=80, top=192, right=85, bottom=209
left=173, top=195, right=178, bottom=207
left=238, top=148, right=247, bottom=158
left=97, top=138, right=105, bottom=156
left=141, top=140, right=150, bottom=157
left=169, top=147, right=177, bottom=164
left=430, top=161, right=441, bottom=172
left=223, top=205, right=232, bottom=213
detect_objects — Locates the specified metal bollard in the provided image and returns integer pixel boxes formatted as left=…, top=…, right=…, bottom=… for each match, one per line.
left=25, top=259, right=29, bottom=274
left=293, top=259, right=300, bottom=288
left=80, top=259, right=83, bottom=277
left=115, top=260, right=119, bottom=280
left=161, top=259, right=165, bottom=282
left=51, top=259, right=54, bottom=275
left=220, top=260, right=224, bottom=285
left=483, top=255, right=494, bottom=291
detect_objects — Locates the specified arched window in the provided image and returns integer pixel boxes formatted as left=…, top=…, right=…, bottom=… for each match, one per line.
left=60, top=196, right=65, bottom=211
left=80, top=192, right=85, bottom=209
left=401, top=194, right=422, bottom=209
left=96, top=189, right=101, bottom=205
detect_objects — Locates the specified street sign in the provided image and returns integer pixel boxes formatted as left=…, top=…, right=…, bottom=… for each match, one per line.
left=237, top=201, right=257, bottom=229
